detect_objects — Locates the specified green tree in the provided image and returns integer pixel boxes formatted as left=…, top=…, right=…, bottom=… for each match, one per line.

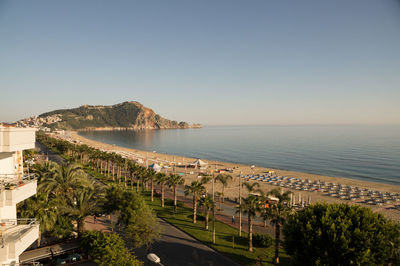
left=50, top=216, right=74, bottom=240
left=242, top=181, right=261, bottom=194
left=215, top=174, right=232, bottom=203
left=124, top=205, right=161, bottom=252
left=266, top=188, right=293, bottom=265
left=155, top=172, right=168, bottom=207
left=102, top=187, right=160, bottom=250
left=167, top=174, right=184, bottom=213
left=184, top=181, right=205, bottom=223
left=237, top=194, right=262, bottom=252
left=199, top=195, right=214, bottom=230
left=31, top=161, right=58, bottom=182
left=39, top=163, right=92, bottom=197
left=146, top=169, right=157, bottom=201
left=63, top=188, right=100, bottom=237
left=80, top=230, right=142, bottom=266
left=19, top=193, right=58, bottom=247
left=283, top=203, right=400, bottom=265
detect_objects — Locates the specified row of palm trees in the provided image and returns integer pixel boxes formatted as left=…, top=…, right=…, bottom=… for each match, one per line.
left=38, top=133, right=293, bottom=264
left=38, top=134, right=234, bottom=215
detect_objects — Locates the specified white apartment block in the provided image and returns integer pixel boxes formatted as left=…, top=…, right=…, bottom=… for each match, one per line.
left=0, top=125, right=38, bottom=265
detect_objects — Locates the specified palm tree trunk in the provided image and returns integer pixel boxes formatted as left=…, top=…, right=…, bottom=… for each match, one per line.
left=161, top=183, right=165, bottom=207
left=37, top=230, right=41, bottom=247
left=205, top=211, right=209, bottom=230
left=274, top=223, right=280, bottom=265
left=173, top=185, right=177, bottom=213
left=249, top=214, right=253, bottom=252
left=151, top=180, right=154, bottom=202
left=124, top=166, right=127, bottom=188
left=119, top=166, right=122, bottom=183
left=112, top=165, right=115, bottom=181
left=222, top=186, right=225, bottom=203
left=78, top=219, right=84, bottom=238
left=193, top=194, right=197, bottom=223
left=137, top=177, right=140, bottom=192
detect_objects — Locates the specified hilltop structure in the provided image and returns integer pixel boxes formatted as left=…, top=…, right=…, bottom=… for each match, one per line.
left=0, top=124, right=38, bottom=264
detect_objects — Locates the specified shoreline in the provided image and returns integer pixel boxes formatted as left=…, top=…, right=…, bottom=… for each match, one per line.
left=62, top=131, right=400, bottom=221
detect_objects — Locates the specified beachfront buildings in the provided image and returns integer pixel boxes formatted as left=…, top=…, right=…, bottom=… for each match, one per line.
left=0, top=125, right=38, bottom=265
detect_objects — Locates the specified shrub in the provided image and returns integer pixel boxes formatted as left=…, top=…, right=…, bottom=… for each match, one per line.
left=252, top=233, right=273, bottom=248
left=80, top=231, right=142, bottom=266
left=283, top=203, right=400, bottom=265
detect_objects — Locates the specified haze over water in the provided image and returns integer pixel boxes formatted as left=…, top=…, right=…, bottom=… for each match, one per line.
left=79, top=125, right=400, bottom=186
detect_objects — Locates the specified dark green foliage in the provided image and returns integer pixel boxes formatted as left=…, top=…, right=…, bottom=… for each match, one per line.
left=39, top=101, right=192, bottom=130
left=283, top=203, right=400, bottom=265
left=50, top=216, right=74, bottom=239
left=80, top=230, right=142, bottom=266
left=252, top=233, right=273, bottom=248
left=104, top=186, right=160, bottom=250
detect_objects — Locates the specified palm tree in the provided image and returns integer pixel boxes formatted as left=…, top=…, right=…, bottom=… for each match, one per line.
left=32, top=161, right=58, bottom=182
left=266, top=188, right=293, bottom=265
left=64, top=188, right=99, bottom=237
left=215, top=174, right=232, bottom=203
left=242, top=181, right=261, bottom=194
left=135, top=166, right=146, bottom=193
left=167, top=174, right=184, bottom=213
left=199, top=173, right=212, bottom=193
left=20, top=193, right=58, bottom=247
left=199, top=195, right=214, bottom=230
left=237, top=194, right=262, bottom=252
left=39, top=163, right=92, bottom=198
left=184, top=181, right=205, bottom=223
left=147, top=170, right=157, bottom=201
left=155, top=173, right=168, bottom=207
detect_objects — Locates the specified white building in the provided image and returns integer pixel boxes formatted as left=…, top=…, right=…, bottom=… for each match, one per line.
left=0, top=125, right=38, bottom=265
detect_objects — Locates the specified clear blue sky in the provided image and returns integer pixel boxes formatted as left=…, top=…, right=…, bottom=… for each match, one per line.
left=1, top=0, right=399, bottom=125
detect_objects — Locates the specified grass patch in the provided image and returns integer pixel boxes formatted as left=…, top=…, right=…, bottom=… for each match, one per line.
left=142, top=191, right=290, bottom=266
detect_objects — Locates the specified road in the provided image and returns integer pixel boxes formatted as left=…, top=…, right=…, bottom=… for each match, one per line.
left=135, top=218, right=239, bottom=266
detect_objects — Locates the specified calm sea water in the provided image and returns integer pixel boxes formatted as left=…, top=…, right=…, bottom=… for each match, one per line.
left=79, top=125, right=400, bottom=186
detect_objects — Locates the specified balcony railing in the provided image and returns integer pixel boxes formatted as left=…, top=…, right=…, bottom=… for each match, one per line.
left=0, top=219, right=38, bottom=227
left=0, top=174, right=37, bottom=190
left=1, top=262, right=40, bottom=266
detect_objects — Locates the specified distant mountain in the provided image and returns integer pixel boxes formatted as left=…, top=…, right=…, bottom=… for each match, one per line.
left=18, top=101, right=201, bottom=130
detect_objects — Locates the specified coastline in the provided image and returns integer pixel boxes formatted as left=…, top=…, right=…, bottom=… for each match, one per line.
left=65, top=131, right=400, bottom=221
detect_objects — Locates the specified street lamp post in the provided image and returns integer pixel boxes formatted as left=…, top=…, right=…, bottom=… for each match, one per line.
left=212, top=170, right=216, bottom=244
left=147, top=253, right=164, bottom=266
left=239, top=171, right=242, bottom=237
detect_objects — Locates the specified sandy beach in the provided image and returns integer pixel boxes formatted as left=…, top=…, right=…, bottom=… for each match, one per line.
left=63, top=131, right=400, bottom=222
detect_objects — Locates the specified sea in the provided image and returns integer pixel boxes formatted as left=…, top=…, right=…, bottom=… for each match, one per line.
left=79, top=125, right=400, bottom=186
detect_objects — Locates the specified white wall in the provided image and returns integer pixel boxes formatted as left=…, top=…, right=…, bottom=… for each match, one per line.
left=0, top=205, right=17, bottom=220
left=0, top=128, right=36, bottom=152
left=0, top=152, right=15, bottom=176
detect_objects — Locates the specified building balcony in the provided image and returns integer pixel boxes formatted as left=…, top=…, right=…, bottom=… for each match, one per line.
left=0, top=174, right=37, bottom=208
left=0, top=128, right=36, bottom=153
left=0, top=219, right=39, bottom=264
